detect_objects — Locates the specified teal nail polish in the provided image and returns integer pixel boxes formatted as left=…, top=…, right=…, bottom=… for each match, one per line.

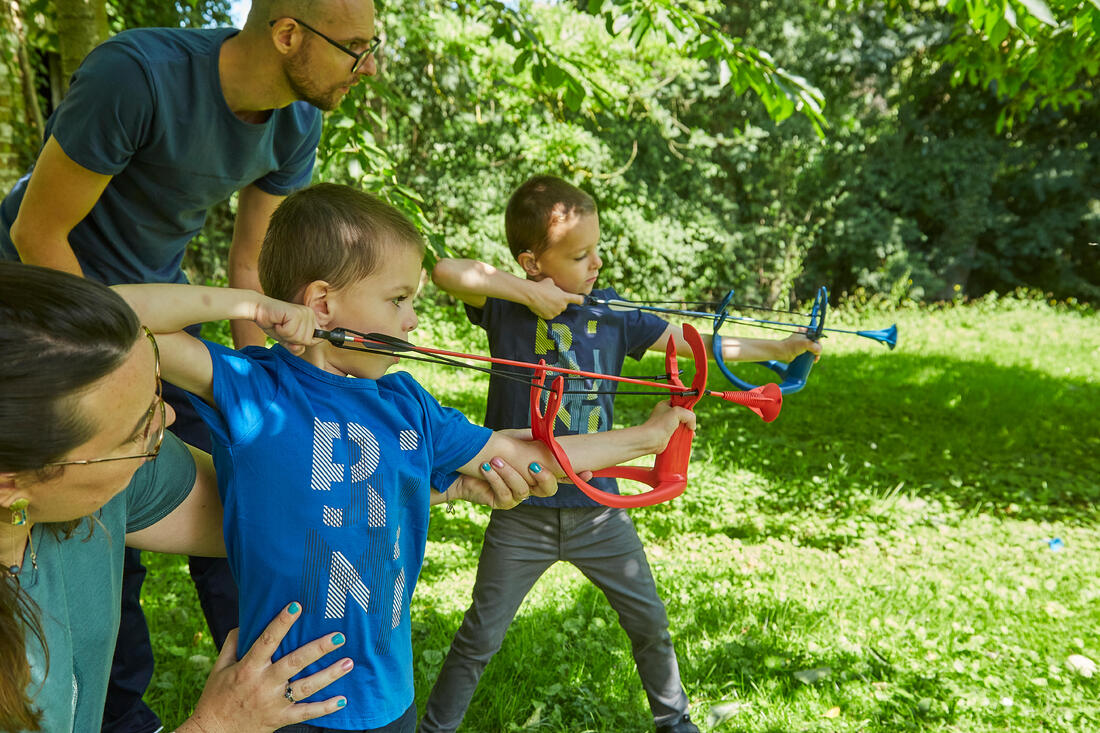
left=337, top=698, right=347, bottom=708
left=332, top=632, right=345, bottom=646
left=288, top=602, right=300, bottom=614
left=529, top=462, right=542, bottom=473
left=481, top=462, right=492, bottom=472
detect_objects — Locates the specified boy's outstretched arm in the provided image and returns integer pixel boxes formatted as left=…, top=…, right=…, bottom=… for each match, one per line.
left=114, top=284, right=319, bottom=404
left=647, top=324, right=823, bottom=364
left=432, top=258, right=583, bottom=319
left=452, top=400, right=696, bottom=508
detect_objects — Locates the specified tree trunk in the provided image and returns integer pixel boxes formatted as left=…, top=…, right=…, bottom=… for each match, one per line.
left=0, top=0, right=37, bottom=190
left=53, top=0, right=108, bottom=94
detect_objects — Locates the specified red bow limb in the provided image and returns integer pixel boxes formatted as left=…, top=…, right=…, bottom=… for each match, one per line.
left=530, top=323, right=709, bottom=508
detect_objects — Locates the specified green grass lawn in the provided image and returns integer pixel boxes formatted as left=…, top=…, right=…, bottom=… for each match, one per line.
left=143, top=293, right=1099, bottom=731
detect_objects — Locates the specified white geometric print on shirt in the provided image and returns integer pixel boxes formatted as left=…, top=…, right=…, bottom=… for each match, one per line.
left=348, top=422, right=385, bottom=528
left=310, top=418, right=343, bottom=492
left=399, top=429, right=419, bottom=450
left=325, top=550, right=371, bottom=619
left=322, top=506, right=343, bottom=527
left=392, top=566, right=405, bottom=629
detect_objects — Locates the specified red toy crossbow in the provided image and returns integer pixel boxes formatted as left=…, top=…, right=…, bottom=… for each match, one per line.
left=313, top=324, right=781, bottom=508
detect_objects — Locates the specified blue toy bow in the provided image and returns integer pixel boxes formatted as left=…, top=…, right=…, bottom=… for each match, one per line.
left=586, top=288, right=897, bottom=394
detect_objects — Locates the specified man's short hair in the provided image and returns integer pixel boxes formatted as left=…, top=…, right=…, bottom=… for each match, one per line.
left=505, top=175, right=597, bottom=260
left=259, top=183, right=424, bottom=303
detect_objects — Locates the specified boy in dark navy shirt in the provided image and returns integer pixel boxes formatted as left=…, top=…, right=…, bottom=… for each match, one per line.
left=423, top=175, right=821, bottom=733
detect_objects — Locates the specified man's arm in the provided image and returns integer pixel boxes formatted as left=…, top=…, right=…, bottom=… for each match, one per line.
left=228, top=184, right=285, bottom=349
left=647, top=324, right=823, bottom=363
left=9, top=136, right=112, bottom=275
left=432, top=258, right=583, bottom=319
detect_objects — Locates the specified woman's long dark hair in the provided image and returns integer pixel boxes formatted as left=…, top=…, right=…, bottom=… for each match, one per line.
left=0, top=262, right=141, bottom=731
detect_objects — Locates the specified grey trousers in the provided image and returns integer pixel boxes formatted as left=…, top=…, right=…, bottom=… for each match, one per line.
left=419, top=504, right=689, bottom=732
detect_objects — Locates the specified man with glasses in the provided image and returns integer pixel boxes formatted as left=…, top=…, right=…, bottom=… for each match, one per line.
left=0, top=1, right=378, bottom=731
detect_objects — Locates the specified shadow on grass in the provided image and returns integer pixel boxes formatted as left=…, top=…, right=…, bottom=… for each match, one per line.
left=608, top=349, right=1099, bottom=532
left=413, top=579, right=662, bottom=732
left=413, top=574, right=959, bottom=732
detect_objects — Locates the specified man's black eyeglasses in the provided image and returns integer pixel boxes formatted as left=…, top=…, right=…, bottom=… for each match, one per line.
left=271, top=17, right=381, bottom=74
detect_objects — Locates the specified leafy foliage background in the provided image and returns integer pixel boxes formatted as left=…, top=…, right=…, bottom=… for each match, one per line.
left=6, top=0, right=1097, bottom=308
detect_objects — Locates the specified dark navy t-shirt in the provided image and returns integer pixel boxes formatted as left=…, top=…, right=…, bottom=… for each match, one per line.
left=0, top=27, right=321, bottom=285
left=468, top=287, right=669, bottom=507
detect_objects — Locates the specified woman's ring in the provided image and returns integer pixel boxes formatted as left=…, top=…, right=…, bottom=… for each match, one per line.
left=284, top=685, right=296, bottom=702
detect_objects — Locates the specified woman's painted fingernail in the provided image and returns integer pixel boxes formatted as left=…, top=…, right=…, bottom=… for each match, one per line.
left=337, top=698, right=347, bottom=708
left=491, top=457, right=505, bottom=468
left=288, top=602, right=300, bottom=614
left=331, top=632, right=345, bottom=646
left=481, top=462, right=492, bottom=472
left=341, top=658, right=354, bottom=671
left=529, top=462, right=542, bottom=473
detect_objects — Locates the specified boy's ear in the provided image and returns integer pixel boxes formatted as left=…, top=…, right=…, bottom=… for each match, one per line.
left=517, top=251, right=540, bottom=278
left=301, top=281, right=335, bottom=326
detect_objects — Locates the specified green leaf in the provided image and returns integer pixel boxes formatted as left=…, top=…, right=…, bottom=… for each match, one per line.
left=513, top=49, right=532, bottom=74
left=543, top=62, right=566, bottom=88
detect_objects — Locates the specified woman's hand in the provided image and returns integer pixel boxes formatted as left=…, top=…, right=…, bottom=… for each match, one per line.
left=176, top=603, right=352, bottom=733
left=445, top=453, right=562, bottom=509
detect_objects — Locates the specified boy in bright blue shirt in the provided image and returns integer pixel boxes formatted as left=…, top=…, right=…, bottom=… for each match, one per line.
left=423, top=175, right=821, bottom=732
left=116, top=183, right=693, bottom=732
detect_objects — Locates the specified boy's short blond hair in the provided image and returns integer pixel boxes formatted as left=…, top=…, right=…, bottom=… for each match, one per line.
left=259, top=183, right=425, bottom=303
left=505, top=176, right=597, bottom=260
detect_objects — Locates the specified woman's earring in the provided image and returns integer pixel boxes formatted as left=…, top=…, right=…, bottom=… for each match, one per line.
left=10, top=498, right=28, bottom=526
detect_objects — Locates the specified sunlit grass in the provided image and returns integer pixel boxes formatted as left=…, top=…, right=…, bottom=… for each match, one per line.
left=144, top=295, right=1098, bottom=731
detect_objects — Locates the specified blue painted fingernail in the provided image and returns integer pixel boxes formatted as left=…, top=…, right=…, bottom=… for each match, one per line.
left=288, top=602, right=300, bottom=614
left=481, top=462, right=492, bottom=472
left=337, top=698, right=347, bottom=708
left=332, top=632, right=345, bottom=646
left=529, top=462, right=542, bottom=473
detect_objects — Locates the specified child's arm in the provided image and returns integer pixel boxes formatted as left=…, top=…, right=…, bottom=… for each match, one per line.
left=647, top=324, right=823, bottom=364
left=114, top=283, right=319, bottom=404
left=452, top=401, right=696, bottom=501
left=432, top=258, right=584, bottom=319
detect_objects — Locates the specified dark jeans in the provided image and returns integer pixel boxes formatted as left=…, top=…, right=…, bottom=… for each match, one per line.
left=277, top=703, right=416, bottom=733
left=101, top=368, right=240, bottom=733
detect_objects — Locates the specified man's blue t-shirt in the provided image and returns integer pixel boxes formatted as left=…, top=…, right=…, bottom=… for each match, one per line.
left=467, top=287, right=668, bottom=507
left=0, top=27, right=321, bottom=285
left=190, top=343, right=491, bottom=729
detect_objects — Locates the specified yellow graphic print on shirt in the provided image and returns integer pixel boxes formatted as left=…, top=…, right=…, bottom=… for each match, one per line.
left=533, top=317, right=605, bottom=435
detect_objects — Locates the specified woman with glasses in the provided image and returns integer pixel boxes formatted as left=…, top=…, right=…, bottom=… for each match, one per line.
left=0, top=263, right=353, bottom=732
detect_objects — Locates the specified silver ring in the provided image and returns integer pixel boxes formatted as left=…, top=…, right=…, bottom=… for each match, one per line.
left=284, top=685, right=296, bottom=702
